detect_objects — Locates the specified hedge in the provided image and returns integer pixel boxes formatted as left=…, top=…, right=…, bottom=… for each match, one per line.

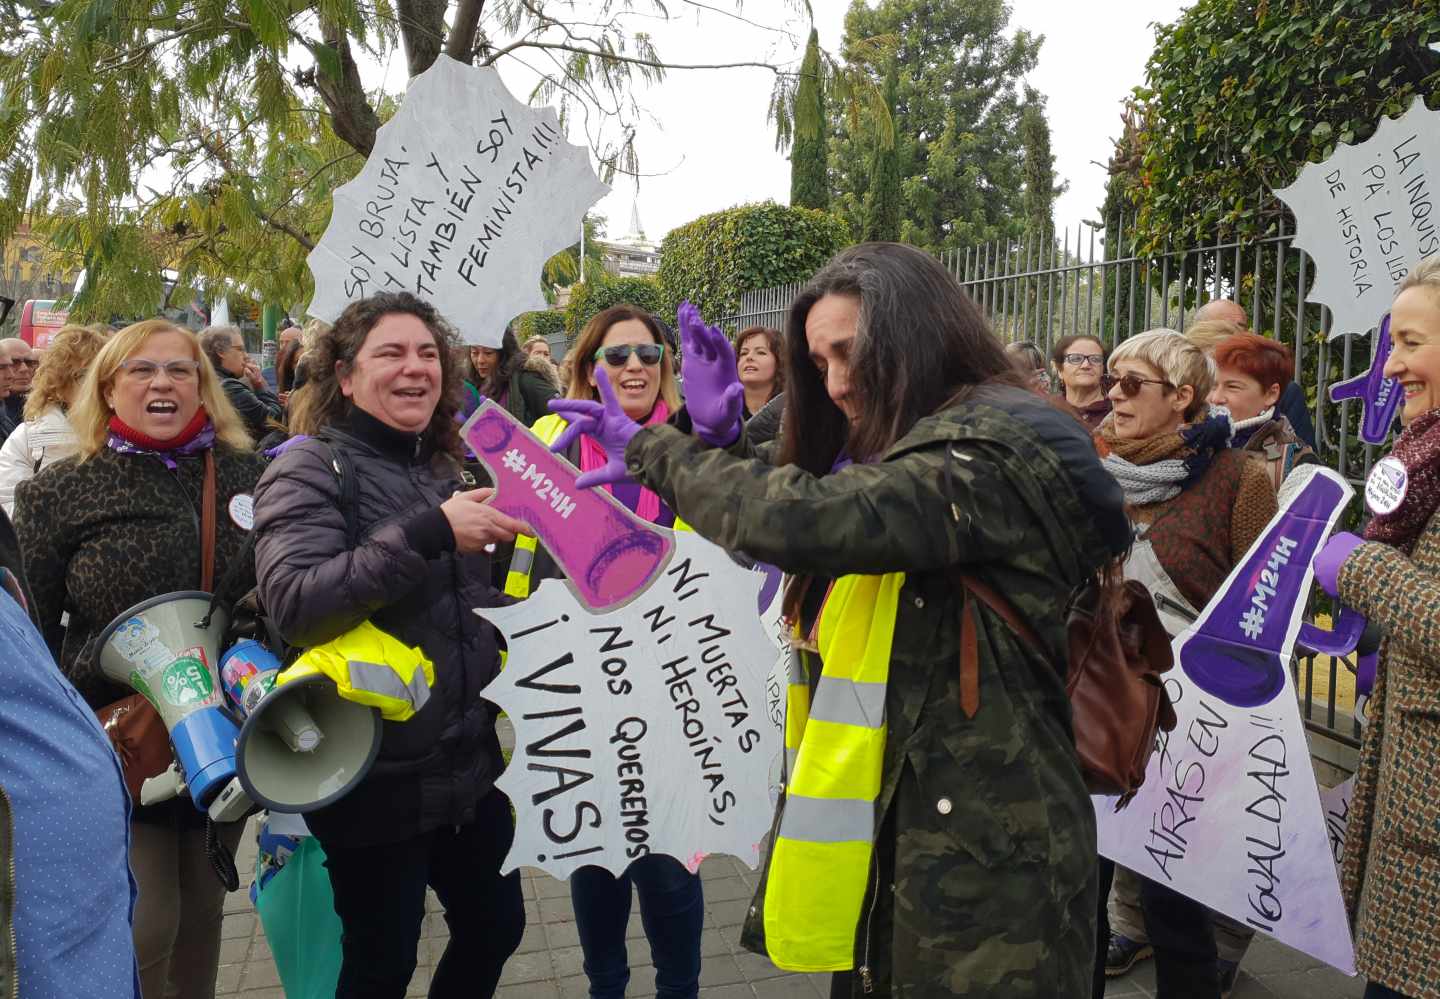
left=513, top=309, right=568, bottom=343
left=657, top=202, right=852, bottom=324
left=563, top=274, right=667, bottom=338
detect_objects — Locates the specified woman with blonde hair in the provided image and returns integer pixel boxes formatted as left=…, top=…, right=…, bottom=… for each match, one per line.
left=13, top=319, right=263, bottom=999
left=505, top=303, right=696, bottom=999
left=0, top=324, right=107, bottom=513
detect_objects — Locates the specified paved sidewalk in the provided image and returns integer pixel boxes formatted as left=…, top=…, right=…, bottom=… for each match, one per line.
left=217, top=820, right=1366, bottom=999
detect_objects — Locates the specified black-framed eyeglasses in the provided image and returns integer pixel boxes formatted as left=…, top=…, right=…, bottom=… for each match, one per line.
left=594, top=343, right=665, bottom=367
left=1101, top=372, right=1172, bottom=397
left=1062, top=353, right=1104, bottom=367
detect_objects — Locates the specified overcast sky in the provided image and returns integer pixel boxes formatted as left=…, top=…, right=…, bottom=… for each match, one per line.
left=578, top=0, right=1191, bottom=250
left=367, top=0, right=1193, bottom=253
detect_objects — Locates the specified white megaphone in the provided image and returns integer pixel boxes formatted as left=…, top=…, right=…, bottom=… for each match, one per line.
left=223, top=641, right=382, bottom=814
left=96, top=592, right=240, bottom=810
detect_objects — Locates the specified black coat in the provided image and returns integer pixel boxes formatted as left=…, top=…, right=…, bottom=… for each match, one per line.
left=220, top=374, right=284, bottom=441
left=253, top=407, right=507, bottom=848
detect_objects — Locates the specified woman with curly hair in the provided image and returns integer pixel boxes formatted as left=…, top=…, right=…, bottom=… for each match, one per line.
left=254, top=292, right=526, bottom=999
left=0, top=323, right=108, bottom=513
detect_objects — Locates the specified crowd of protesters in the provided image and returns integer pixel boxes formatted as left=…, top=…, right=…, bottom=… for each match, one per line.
left=1, top=246, right=1438, bottom=999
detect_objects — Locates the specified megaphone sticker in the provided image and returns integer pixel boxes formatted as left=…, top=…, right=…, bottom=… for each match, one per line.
left=112, top=615, right=177, bottom=672
left=161, top=647, right=219, bottom=708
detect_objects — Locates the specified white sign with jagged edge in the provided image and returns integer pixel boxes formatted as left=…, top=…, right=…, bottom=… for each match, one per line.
left=307, top=55, right=609, bottom=346
left=1274, top=97, right=1440, bottom=340
left=479, top=532, right=784, bottom=880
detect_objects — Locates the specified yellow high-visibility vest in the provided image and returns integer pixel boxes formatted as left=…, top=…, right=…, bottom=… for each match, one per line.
left=763, top=572, right=903, bottom=972
left=504, top=413, right=690, bottom=600
left=280, top=620, right=436, bottom=721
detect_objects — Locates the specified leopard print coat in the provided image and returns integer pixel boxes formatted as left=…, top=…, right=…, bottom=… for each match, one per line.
left=13, top=444, right=266, bottom=711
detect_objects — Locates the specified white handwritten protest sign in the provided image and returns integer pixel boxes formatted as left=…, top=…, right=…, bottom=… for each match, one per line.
left=1095, top=468, right=1356, bottom=973
left=1274, top=97, right=1440, bottom=340
left=482, top=536, right=783, bottom=878
left=1320, top=777, right=1354, bottom=878
left=308, top=56, right=609, bottom=347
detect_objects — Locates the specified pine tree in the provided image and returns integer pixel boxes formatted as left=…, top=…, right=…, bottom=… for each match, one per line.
left=1019, top=87, right=1058, bottom=237
left=789, top=29, right=830, bottom=211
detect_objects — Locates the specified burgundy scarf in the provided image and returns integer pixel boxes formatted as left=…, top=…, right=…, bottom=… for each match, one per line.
left=106, top=408, right=214, bottom=470
left=1365, top=407, right=1440, bottom=554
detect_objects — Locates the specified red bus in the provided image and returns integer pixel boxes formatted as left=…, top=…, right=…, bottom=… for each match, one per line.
left=17, top=300, right=69, bottom=349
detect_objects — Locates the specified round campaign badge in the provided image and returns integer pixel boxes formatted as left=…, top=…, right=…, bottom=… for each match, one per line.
left=1365, top=456, right=1408, bottom=516
left=228, top=493, right=255, bottom=531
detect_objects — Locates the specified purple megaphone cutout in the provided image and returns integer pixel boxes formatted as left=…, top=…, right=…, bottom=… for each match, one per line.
left=462, top=402, right=674, bottom=612
left=1328, top=313, right=1401, bottom=445
left=1177, top=471, right=1350, bottom=708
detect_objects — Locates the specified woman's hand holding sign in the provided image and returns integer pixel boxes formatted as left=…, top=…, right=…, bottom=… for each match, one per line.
left=548, top=370, right=641, bottom=488
left=441, top=487, right=528, bottom=553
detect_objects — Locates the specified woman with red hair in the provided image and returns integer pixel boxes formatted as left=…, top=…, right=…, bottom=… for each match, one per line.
left=1208, top=332, right=1316, bottom=500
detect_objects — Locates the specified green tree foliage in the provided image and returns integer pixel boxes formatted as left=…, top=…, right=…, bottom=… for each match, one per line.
left=1019, top=86, right=1060, bottom=237
left=0, top=1, right=811, bottom=320
left=657, top=201, right=851, bottom=324
left=514, top=309, right=568, bottom=343
left=564, top=273, right=666, bottom=338
left=789, top=29, right=829, bottom=211
left=1123, top=0, right=1440, bottom=253
left=830, top=0, right=1047, bottom=253
left=860, top=59, right=900, bottom=243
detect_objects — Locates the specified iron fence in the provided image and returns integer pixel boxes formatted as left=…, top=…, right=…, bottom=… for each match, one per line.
left=719, top=214, right=1372, bottom=749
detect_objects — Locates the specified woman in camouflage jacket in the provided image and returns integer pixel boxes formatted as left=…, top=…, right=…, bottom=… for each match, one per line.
left=551, top=243, right=1131, bottom=996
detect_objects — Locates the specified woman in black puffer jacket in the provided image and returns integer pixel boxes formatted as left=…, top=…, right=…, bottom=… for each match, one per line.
left=252, top=292, right=528, bottom=999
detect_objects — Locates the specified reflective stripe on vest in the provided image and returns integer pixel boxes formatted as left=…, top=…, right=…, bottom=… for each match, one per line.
left=283, top=620, right=436, bottom=721
left=763, top=571, right=904, bottom=973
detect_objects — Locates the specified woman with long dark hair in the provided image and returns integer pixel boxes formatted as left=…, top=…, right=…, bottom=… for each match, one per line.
left=464, top=326, right=560, bottom=427
left=547, top=242, right=1129, bottom=996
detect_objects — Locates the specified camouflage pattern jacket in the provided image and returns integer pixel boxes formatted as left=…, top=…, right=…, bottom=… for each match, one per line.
left=624, top=384, right=1129, bottom=996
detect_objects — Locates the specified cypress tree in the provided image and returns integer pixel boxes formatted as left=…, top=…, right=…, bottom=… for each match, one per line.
left=789, top=29, right=829, bottom=211
left=861, top=59, right=901, bottom=242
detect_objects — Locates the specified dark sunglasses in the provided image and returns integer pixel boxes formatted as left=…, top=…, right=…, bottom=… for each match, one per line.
left=594, top=343, right=665, bottom=367
left=1101, top=372, right=1172, bottom=397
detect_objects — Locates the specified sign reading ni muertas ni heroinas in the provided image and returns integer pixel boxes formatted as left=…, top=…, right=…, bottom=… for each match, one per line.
left=307, top=55, right=609, bottom=347
left=1095, top=468, right=1356, bottom=973
left=481, top=536, right=783, bottom=880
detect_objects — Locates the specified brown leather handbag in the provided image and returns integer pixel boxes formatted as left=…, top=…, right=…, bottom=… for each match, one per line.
left=95, top=450, right=218, bottom=801
left=953, top=564, right=1177, bottom=803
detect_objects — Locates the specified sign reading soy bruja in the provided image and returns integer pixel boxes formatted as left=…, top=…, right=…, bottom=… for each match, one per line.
left=1275, top=97, right=1440, bottom=341
left=1095, top=468, right=1356, bottom=973
left=307, top=56, right=609, bottom=347
left=460, top=403, right=782, bottom=879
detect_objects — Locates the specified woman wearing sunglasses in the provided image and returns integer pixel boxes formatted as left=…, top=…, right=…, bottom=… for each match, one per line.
left=1051, top=335, right=1111, bottom=429
left=1092, top=330, right=1276, bottom=999
left=503, top=303, right=701, bottom=999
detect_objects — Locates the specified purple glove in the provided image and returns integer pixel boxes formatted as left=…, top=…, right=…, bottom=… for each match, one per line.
left=676, top=300, right=744, bottom=447
left=547, top=368, right=642, bottom=489
left=1313, top=532, right=1364, bottom=597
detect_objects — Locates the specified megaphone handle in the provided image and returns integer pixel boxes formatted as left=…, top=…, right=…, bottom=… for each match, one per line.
left=140, top=763, right=185, bottom=806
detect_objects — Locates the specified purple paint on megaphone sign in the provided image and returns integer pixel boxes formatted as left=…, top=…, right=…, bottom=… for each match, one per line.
left=1178, top=471, right=1349, bottom=707
left=1328, top=312, right=1401, bottom=445
left=461, top=402, right=674, bottom=612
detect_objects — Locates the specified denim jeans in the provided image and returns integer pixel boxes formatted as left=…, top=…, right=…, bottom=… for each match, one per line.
left=1364, top=984, right=1413, bottom=999
left=1139, top=876, right=1219, bottom=999
left=570, top=855, right=704, bottom=999
left=320, top=789, right=525, bottom=999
